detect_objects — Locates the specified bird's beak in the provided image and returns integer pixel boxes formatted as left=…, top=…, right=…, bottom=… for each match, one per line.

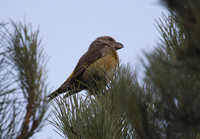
left=115, top=42, right=124, bottom=50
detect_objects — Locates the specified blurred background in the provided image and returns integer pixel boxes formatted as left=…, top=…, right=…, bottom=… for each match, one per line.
left=0, top=0, right=167, bottom=138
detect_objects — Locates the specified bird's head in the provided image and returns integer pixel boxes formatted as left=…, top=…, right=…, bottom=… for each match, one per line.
left=88, top=36, right=124, bottom=50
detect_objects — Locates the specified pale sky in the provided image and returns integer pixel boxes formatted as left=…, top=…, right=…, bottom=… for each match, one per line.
left=1, top=0, right=167, bottom=138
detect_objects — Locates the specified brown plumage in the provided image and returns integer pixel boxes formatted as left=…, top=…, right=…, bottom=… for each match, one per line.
left=48, top=36, right=124, bottom=101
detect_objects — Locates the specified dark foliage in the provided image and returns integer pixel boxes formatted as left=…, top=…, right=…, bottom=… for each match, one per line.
left=50, top=0, right=200, bottom=138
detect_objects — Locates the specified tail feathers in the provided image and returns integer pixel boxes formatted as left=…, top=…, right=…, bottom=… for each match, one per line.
left=48, top=87, right=67, bottom=101
left=48, top=80, right=85, bottom=101
left=48, top=79, right=71, bottom=101
left=47, top=90, right=60, bottom=102
left=48, top=88, right=83, bottom=101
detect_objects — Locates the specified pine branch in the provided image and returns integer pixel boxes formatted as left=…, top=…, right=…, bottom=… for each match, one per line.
left=0, top=21, right=50, bottom=139
left=49, top=1, right=200, bottom=138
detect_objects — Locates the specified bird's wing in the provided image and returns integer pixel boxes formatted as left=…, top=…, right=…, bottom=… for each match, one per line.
left=48, top=45, right=108, bottom=101
left=71, top=45, right=107, bottom=80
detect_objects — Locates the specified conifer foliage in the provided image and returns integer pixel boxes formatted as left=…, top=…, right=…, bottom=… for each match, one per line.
left=0, top=21, right=49, bottom=139
left=51, top=0, right=200, bottom=138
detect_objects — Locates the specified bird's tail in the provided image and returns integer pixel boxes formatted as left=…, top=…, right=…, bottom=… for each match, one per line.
left=48, top=86, right=84, bottom=101
left=47, top=79, right=85, bottom=101
left=47, top=90, right=60, bottom=102
left=48, top=78, right=72, bottom=101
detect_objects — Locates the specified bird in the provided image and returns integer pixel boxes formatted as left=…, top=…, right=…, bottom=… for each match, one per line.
left=48, top=36, right=124, bottom=101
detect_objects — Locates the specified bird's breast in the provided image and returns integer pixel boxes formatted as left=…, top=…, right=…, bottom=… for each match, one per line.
left=88, top=49, right=119, bottom=78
